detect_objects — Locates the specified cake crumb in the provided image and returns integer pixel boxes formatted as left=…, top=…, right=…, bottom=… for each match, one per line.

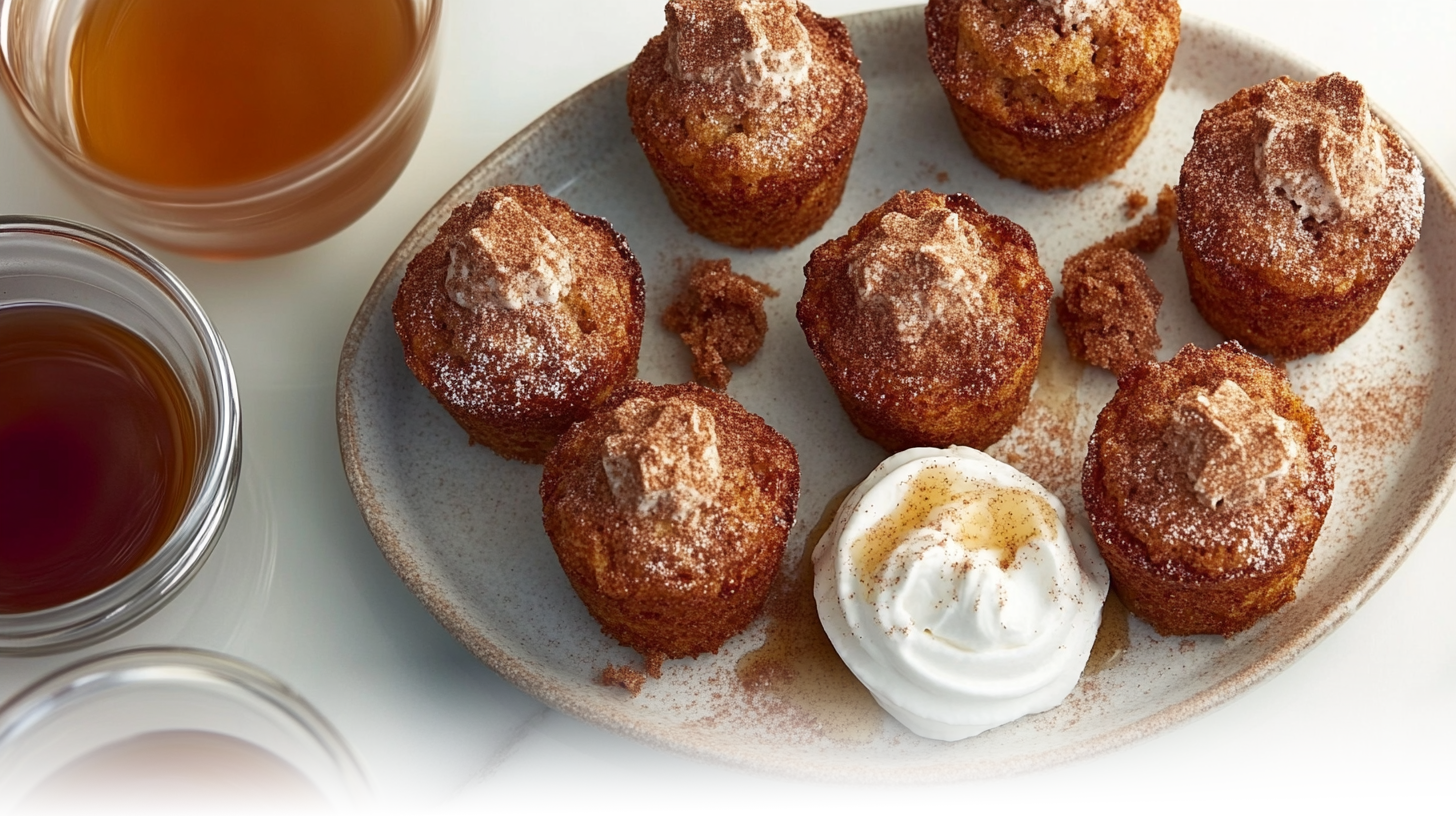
left=1099, top=184, right=1176, bottom=254
left=598, top=664, right=647, bottom=696
left=1055, top=246, right=1162, bottom=376
left=664, top=258, right=777, bottom=389
left=644, top=651, right=665, bottom=679
left=1124, top=189, right=1148, bottom=219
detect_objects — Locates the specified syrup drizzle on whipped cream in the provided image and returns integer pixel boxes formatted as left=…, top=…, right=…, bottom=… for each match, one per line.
left=664, top=0, right=813, bottom=110
left=445, top=196, right=574, bottom=312
left=814, top=446, right=1108, bottom=741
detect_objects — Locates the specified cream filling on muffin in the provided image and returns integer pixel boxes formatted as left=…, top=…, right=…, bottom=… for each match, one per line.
left=813, top=446, right=1108, bottom=741
left=1165, top=379, right=1303, bottom=510
left=847, top=207, right=999, bottom=344
left=444, top=196, right=574, bottom=312
left=1034, top=0, right=1112, bottom=27
left=1252, top=73, right=1388, bottom=223
left=664, top=0, right=813, bottom=110
left=601, top=396, right=722, bottom=522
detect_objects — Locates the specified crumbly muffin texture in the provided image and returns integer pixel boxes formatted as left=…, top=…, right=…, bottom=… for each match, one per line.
left=393, top=185, right=645, bottom=463
left=1178, top=73, right=1424, bottom=358
left=1083, top=342, right=1336, bottom=636
left=628, top=0, right=867, bottom=247
left=541, top=381, right=800, bottom=662
left=663, top=258, right=777, bottom=390
left=1056, top=246, right=1162, bottom=376
left=798, top=189, right=1051, bottom=451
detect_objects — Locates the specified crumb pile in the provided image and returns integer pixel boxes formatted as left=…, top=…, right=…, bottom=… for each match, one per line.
left=1055, top=184, right=1175, bottom=375
left=663, top=258, right=777, bottom=389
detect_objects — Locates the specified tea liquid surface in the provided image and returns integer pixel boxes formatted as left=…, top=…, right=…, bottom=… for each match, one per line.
left=16, top=731, right=327, bottom=812
left=70, top=0, right=416, bottom=188
left=0, top=305, right=196, bottom=613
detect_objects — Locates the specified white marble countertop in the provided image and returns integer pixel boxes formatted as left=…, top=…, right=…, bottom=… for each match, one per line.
left=2, top=1, right=1453, bottom=811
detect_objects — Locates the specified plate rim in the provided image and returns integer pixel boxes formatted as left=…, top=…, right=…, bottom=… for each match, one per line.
left=336, top=6, right=1456, bottom=781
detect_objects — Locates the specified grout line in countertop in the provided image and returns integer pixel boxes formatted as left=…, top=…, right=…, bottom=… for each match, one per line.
left=428, top=705, right=553, bottom=810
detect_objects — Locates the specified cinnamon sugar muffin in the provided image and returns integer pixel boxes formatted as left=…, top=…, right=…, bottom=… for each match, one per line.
left=926, top=0, right=1180, bottom=189
left=1178, top=73, right=1425, bottom=358
left=797, top=189, right=1051, bottom=451
left=1082, top=342, right=1336, bottom=636
left=393, top=185, right=645, bottom=463
left=540, top=381, right=799, bottom=665
left=627, top=0, right=867, bottom=248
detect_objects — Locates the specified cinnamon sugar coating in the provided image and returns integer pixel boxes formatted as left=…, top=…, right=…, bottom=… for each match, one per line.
left=1178, top=74, right=1424, bottom=359
left=1055, top=246, right=1162, bottom=376
left=1082, top=342, right=1336, bottom=636
left=628, top=0, right=867, bottom=248
left=663, top=258, right=777, bottom=389
left=393, top=185, right=645, bottom=463
left=541, top=381, right=800, bottom=662
left=926, top=0, right=1180, bottom=188
left=798, top=189, right=1051, bottom=451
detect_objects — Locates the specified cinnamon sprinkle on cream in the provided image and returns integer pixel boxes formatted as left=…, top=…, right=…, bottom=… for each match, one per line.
left=602, top=396, right=723, bottom=521
left=1165, top=379, right=1303, bottom=510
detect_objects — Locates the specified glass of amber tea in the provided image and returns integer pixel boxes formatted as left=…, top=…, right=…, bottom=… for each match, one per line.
left=0, top=218, right=240, bottom=653
left=0, top=648, right=369, bottom=810
left=0, top=0, right=440, bottom=258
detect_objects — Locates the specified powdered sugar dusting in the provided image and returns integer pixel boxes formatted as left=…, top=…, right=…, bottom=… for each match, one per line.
left=603, top=396, right=723, bottom=521
left=445, top=196, right=574, bottom=311
left=665, top=0, right=813, bottom=112
left=848, top=207, right=995, bottom=344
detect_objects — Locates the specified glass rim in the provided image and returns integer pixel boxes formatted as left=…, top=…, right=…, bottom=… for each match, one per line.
left=0, top=0, right=442, bottom=206
left=0, top=646, right=370, bottom=807
left=0, top=216, right=242, bottom=653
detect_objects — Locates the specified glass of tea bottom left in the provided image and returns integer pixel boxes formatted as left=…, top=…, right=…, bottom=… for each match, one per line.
left=0, top=217, right=241, bottom=653
left=0, top=648, right=370, bottom=811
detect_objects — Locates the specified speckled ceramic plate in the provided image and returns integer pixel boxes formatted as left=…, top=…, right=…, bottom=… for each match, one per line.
left=337, top=8, right=1456, bottom=781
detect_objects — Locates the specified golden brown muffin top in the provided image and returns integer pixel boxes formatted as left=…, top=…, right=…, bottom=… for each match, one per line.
left=800, top=189, right=1050, bottom=399
left=541, top=381, right=799, bottom=598
left=393, top=185, right=644, bottom=423
left=1089, top=342, right=1335, bottom=580
left=1178, top=74, right=1424, bottom=298
left=628, top=0, right=866, bottom=184
left=926, top=0, right=1180, bottom=136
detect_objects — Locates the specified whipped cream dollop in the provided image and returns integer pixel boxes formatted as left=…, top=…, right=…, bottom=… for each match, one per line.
left=848, top=207, right=994, bottom=343
left=1034, top=0, right=1111, bottom=27
left=1252, top=73, right=1388, bottom=223
left=813, top=447, right=1108, bottom=741
left=664, top=0, right=813, bottom=110
left=602, top=396, right=722, bottom=522
left=1165, top=379, right=1303, bottom=510
left=445, top=196, right=574, bottom=312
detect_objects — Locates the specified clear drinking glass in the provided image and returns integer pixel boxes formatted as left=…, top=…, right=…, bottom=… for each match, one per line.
left=0, top=217, right=241, bottom=653
left=0, top=0, right=441, bottom=258
left=0, top=648, right=370, bottom=810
